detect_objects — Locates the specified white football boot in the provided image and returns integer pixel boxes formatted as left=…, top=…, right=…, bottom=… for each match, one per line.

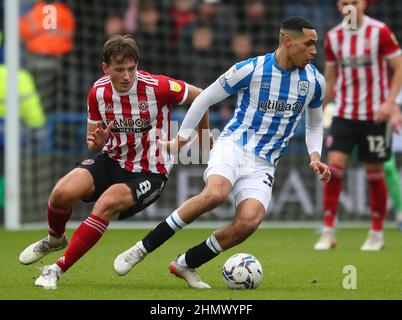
left=168, top=256, right=211, bottom=289
left=314, top=230, right=337, bottom=250
left=114, top=244, right=146, bottom=276
left=360, top=230, right=384, bottom=251
left=35, top=265, right=62, bottom=290
left=19, top=236, right=68, bottom=265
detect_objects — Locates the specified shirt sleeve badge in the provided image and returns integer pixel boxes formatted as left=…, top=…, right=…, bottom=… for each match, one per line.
left=168, top=80, right=182, bottom=93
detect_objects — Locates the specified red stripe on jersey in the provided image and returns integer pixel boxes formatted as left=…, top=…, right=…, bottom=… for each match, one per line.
left=155, top=95, right=167, bottom=175
left=137, top=81, right=151, bottom=173
left=103, top=85, right=121, bottom=158
left=120, top=95, right=136, bottom=171
left=378, top=52, right=385, bottom=104
left=89, top=72, right=180, bottom=175
left=328, top=17, right=401, bottom=121
left=364, top=25, right=374, bottom=120
left=337, top=29, right=347, bottom=118
left=350, top=34, right=359, bottom=120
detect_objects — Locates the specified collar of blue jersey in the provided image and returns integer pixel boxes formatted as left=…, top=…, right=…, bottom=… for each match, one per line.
left=272, top=50, right=299, bottom=74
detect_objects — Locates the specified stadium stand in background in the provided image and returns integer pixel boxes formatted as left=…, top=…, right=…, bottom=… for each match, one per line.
left=3, top=0, right=402, bottom=226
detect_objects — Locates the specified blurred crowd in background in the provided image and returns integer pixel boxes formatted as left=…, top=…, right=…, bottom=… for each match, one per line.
left=0, top=0, right=401, bottom=163
left=0, top=0, right=401, bottom=126
left=1, top=0, right=402, bottom=221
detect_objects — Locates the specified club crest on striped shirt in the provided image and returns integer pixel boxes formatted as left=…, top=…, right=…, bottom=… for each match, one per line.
left=139, top=100, right=149, bottom=112
left=297, top=80, right=309, bottom=97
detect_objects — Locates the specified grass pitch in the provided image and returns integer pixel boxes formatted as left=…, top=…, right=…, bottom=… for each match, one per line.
left=1, top=227, right=402, bottom=300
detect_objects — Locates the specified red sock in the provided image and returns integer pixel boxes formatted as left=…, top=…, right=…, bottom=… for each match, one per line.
left=367, top=169, right=387, bottom=231
left=47, top=199, right=72, bottom=238
left=323, top=165, right=344, bottom=229
left=55, top=214, right=109, bottom=272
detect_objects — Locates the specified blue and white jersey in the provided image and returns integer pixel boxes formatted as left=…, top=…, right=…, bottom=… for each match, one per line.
left=219, top=52, right=325, bottom=166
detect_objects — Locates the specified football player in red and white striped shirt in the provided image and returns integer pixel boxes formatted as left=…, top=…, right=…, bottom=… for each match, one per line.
left=315, top=0, right=402, bottom=251
left=18, top=35, right=210, bottom=289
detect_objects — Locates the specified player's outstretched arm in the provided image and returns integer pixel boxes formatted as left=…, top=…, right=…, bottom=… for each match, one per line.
left=391, top=103, right=402, bottom=133
left=323, top=64, right=337, bottom=108
left=158, top=79, right=231, bottom=154
left=184, top=85, right=214, bottom=153
left=86, top=121, right=113, bottom=153
left=306, top=103, right=330, bottom=184
left=377, top=55, right=402, bottom=123
left=309, top=152, right=331, bottom=184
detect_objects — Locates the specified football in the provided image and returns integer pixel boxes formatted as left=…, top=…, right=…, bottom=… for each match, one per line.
left=222, top=253, right=263, bottom=289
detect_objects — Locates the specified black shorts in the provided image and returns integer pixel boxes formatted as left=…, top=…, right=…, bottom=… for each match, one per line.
left=326, top=117, right=392, bottom=163
left=77, top=154, right=168, bottom=220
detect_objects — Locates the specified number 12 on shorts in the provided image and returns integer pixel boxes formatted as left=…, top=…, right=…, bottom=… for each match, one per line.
left=367, top=135, right=386, bottom=157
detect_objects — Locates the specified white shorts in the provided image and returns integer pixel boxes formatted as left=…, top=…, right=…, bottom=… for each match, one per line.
left=204, top=137, right=275, bottom=211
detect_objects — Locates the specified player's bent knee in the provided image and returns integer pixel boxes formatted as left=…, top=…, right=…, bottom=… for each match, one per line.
left=328, top=153, right=348, bottom=168
left=93, top=193, right=135, bottom=220
left=237, top=219, right=260, bottom=235
left=96, top=196, right=126, bottom=212
left=228, top=222, right=258, bottom=245
left=234, top=212, right=264, bottom=237
left=50, top=169, right=94, bottom=206
left=50, top=185, right=73, bottom=207
left=201, top=189, right=228, bottom=207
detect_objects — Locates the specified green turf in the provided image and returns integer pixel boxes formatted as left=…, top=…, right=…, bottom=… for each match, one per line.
left=1, top=227, right=402, bottom=300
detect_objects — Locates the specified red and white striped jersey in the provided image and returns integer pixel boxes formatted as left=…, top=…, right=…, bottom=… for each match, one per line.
left=87, top=70, right=189, bottom=175
left=325, top=15, right=401, bottom=121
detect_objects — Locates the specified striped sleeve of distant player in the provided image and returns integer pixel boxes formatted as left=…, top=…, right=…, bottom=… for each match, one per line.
left=87, top=86, right=103, bottom=124
left=379, top=23, right=402, bottom=60
left=305, top=69, right=326, bottom=156
left=324, top=32, right=337, bottom=66
left=388, top=23, right=402, bottom=107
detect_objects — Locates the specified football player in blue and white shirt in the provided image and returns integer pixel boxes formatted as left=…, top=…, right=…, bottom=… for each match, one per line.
left=114, top=17, right=331, bottom=288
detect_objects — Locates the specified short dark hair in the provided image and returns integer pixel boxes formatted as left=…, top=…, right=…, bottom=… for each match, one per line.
left=279, top=17, right=315, bottom=44
left=280, top=17, right=315, bottom=33
left=102, top=34, right=140, bottom=65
